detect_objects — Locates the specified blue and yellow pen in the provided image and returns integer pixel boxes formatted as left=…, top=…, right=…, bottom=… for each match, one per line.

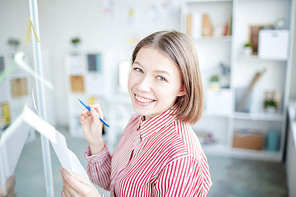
left=78, top=99, right=110, bottom=128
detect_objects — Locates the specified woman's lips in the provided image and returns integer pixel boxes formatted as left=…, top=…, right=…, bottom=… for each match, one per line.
left=134, top=93, right=156, bottom=106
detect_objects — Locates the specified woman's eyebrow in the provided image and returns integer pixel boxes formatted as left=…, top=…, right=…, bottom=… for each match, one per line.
left=153, top=70, right=170, bottom=76
left=133, top=61, right=142, bottom=66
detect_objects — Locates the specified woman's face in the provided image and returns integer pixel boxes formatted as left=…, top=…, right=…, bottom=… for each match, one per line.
left=128, top=46, right=185, bottom=120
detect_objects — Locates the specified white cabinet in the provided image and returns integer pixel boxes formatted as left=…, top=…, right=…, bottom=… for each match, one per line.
left=258, top=30, right=289, bottom=60
left=206, top=89, right=233, bottom=115
left=181, top=0, right=294, bottom=161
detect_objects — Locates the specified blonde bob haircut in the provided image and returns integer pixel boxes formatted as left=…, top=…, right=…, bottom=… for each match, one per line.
left=132, top=31, right=204, bottom=124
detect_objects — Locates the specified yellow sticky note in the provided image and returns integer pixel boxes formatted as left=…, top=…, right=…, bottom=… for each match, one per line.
left=24, top=19, right=40, bottom=43
left=1, top=103, right=11, bottom=125
left=88, top=96, right=96, bottom=105
left=128, top=38, right=136, bottom=45
left=128, top=9, right=134, bottom=17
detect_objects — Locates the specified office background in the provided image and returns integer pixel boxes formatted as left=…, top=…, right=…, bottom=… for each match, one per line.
left=1, top=0, right=296, bottom=196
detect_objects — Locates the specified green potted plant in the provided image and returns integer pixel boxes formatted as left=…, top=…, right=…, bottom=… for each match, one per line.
left=70, top=37, right=82, bottom=55
left=243, top=41, right=253, bottom=56
left=209, top=75, right=220, bottom=90
left=71, top=37, right=81, bottom=47
left=7, top=38, right=20, bottom=53
left=264, top=99, right=277, bottom=113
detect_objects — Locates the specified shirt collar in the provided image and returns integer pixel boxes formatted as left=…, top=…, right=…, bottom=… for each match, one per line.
left=137, top=105, right=178, bottom=140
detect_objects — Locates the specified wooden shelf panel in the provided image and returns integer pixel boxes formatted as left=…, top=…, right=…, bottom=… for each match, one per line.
left=203, top=143, right=282, bottom=161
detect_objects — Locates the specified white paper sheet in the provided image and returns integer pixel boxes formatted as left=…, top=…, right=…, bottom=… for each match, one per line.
left=22, top=106, right=88, bottom=179
left=0, top=114, right=30, bottom=194
left=85, top=74, right=104, bottom=95
left=0, top=105, right=89, bottom=191
left=66, top=55, right=85, bottom=75
left=22, top=106, right=57, bottom=144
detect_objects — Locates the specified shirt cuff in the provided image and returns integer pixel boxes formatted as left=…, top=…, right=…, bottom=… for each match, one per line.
left=84, top=145, right=109, bottom=164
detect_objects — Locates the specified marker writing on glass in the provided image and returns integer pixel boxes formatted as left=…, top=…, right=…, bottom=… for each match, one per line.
left=78, top=99, right=110, bottom=128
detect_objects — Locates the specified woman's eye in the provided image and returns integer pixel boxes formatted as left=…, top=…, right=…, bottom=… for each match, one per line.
left=157, top=75, right=167, bottom=82
left=133, top=67, right=143, bottom=73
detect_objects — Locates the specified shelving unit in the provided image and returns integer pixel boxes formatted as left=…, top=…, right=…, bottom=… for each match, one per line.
left=65, top=51, right=107, bottom=137
left=0, top=52, right=35, bottom=142
left=181, top=0, right=294, bottom=161
left=65, top=51, right=134, bottom=152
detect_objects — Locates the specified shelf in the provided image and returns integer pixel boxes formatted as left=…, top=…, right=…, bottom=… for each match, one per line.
left=203, top=112, right=230, bottom=118
left=183, top=0, right=292, bottom=162
left=186, top=0, right=232, bottom=3
left=194, top=36, right=232, bottom=42
left=238, top=54, right=287, bottom=62
left=203, top=143, right=282, bottom=161
left=232, top=112, right=284, bottom=121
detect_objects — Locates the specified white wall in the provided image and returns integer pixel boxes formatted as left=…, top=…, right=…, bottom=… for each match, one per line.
left=0, top=0, right=181, bottom=127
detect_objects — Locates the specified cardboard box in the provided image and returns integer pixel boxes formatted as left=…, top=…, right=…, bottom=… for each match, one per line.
left=232, top=131, right=264, bottom=150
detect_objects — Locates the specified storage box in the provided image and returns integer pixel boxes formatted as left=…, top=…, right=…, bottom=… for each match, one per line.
left=206, top=89, right=233, bottom=115
left=258, top=30, right=289, bottom=60
left=232, top=131, right=264, bottom=150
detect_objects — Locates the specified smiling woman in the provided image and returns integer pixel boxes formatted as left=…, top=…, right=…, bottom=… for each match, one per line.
left=61, top=31, right=212, bottom=197
left=128, top=46, right=186, bottom=120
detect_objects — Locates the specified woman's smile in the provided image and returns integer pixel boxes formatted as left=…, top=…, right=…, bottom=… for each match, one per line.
left=134, top=93, right=157, bottom=107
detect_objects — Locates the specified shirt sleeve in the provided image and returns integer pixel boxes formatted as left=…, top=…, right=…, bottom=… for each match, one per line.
left=84, top=145, right=112, bottom=191
left=152, top=156, right=212, bottom=197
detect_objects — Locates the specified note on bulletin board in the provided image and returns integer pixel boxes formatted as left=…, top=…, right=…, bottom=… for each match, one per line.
left=87, top=53, right=102, bottom=73
left=66, top=55, right=85, bottom=75
left=70, top=75, right=85, bottom=93
left=10, top=77, right=28, bottom=98
left=0, top=56, right=4, bottom=73
left=85, top=74, right=104, bottom=95
left=0, top=103, right=11, bottom=126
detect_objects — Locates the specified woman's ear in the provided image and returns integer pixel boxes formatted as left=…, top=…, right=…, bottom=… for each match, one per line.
left=177, top=84, right=186, bottom=96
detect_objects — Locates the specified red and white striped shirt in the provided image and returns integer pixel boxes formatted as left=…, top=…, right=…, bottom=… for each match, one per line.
left=85, top=106, right=212, bottom=196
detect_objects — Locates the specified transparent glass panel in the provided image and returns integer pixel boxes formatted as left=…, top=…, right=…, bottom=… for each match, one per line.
left=0, top=1, right=54, bottom=196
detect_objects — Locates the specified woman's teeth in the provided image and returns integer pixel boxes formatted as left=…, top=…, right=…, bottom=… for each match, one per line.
left=135, top=95, right=155, bottom=103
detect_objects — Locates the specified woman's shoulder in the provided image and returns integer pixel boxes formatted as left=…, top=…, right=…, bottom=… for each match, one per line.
left=168, top=120, right=205, bottom=161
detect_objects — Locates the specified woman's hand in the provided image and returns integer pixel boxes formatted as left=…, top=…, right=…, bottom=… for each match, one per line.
left=61, top=168, right=102, bottom=197
left=80, top=104, right=105, bottom=154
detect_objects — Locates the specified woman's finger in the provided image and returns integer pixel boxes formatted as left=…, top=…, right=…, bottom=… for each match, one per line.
left=71, top=171, right=91, bottom=186
left=62, top=186, right=73, bottom=197
left=89, top=106, right=101, bottom=122
left=81, top=109, right=89, bottom=116
left=90, top=104, right=104, bottom=118
left=61, top=168, right=88, bottom=196
left=65, top=185, right=79, bottom=197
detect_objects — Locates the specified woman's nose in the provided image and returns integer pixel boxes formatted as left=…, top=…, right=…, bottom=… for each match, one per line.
left=137, top=76, right=152, bottom=91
